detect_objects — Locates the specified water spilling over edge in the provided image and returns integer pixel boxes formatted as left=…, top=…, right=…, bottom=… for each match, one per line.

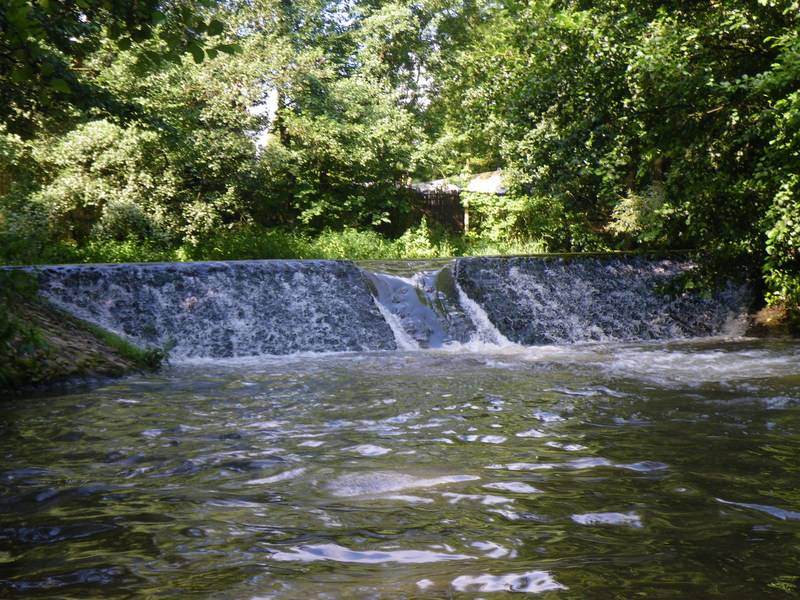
left=21, top=255, right=752, bottom=359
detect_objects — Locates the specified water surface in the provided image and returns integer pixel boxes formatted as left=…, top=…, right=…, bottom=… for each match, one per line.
left=2, top=339, right=800, bottom=598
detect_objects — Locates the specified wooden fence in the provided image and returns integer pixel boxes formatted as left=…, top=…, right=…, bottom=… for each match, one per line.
left=406, top=188, right=464, bottom=233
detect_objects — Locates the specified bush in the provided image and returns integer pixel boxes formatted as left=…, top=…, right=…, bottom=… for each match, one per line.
left=391, top=218, right=459, bottom=258
left=180, top=227, right=307, bottom=261
left=30, top=120, right=178, bottom=244
left=607, top=183, right=669, bottom=245
left=462, top=192, right=571, bottom=251
left=305, top=228, right=398, bottom=260
left=764, top=175, right=800, bottom=321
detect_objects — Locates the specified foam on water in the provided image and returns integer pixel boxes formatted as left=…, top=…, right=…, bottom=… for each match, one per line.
left=432, top=338, right=800, bottom=388
left=605, top=342, right=800, bottom=385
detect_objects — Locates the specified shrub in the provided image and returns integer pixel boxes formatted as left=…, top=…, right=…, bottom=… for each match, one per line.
left=31, top=120, right=178, bottom=244
left=462, top=192, right=571, bottom=251
left=764, top=175, right=800, bottom=322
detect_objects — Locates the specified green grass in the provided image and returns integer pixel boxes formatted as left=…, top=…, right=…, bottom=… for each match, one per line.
left=75, top=317, right=167, bottom=370
left=1, top=222, right=559, bottom=266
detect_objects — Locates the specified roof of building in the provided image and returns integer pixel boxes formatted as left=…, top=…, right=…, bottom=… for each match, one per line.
left=411, top=170, right=507, bottom=195
left=464, top=169, right=507, bottom=194
left=410, top=178, right=460, bottom=193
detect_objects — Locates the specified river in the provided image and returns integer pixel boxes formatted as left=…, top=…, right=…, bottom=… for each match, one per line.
left=2, top=338, right=799, bottom=598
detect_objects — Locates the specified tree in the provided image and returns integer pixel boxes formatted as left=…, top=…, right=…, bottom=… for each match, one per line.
left=0, top=0, right=229, bottom=136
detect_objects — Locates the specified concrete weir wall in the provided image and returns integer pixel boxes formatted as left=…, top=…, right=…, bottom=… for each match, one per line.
left=22, top=255, right=752, bottom=359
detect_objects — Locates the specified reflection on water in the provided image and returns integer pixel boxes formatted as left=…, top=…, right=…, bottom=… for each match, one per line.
left=1, top=339, right=800, bottom=598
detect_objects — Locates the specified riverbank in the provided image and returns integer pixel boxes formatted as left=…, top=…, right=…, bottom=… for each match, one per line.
left=749, top=304, right=798, bottom=337
left=0, top=298, right=163, bottom=394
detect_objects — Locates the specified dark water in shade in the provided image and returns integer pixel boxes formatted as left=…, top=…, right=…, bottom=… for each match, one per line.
left=2, top=339, right=800, bottom=599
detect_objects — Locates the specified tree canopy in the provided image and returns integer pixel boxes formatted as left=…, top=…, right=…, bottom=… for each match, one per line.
left=1, top=0, right=799, bottom=317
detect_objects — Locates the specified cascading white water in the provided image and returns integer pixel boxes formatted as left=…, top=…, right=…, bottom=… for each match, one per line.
left=455, top=256, right=751, bottom=344
left=370, top=296, right=420, bottom=351
left=453, top=280, right=513, bottom=347
left=34, top=260, right=397, bottom=358
left=24, top=255, right=752, bottom=359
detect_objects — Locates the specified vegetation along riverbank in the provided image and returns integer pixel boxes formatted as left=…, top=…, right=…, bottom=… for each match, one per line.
left=2, top=0, right=799, bottom=331
left=0, top=271, right=164, bottom=393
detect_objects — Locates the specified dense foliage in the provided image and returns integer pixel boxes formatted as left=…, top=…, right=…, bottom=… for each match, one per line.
left=1, top=0, right=798, bottom=318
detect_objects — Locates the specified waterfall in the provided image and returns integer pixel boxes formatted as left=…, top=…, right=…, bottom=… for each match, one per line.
left=453, top=280, right=512, bottom=346
left=362, top=267, right=477, bottom=348
left=454, top=256, right=750, bottom=344
left=34, top=260, right=396, bottom=358
left=24, top=255, right=751, bottom=359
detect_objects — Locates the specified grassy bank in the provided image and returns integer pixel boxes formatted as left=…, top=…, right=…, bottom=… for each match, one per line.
left=1, top=272, right=165, bottom=391
left=1, top=222, right=549, bottom=265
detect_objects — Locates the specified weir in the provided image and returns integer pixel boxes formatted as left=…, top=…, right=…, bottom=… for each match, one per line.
left=29, top=256, right=751, bottom=358
left=34, top=261, right=396, bottom=358
left=456, top=256, right=749, bottom=344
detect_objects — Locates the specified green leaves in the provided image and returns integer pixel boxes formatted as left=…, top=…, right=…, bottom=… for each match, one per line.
left=207, top=19, right=225, bottom=36
left=48, top=79, right=71, bottom=94
left=0, top=0, right=239, bottom=133
left=0, top=0, right=797, bottom=316
left=188, top=43, right=205, bottom=64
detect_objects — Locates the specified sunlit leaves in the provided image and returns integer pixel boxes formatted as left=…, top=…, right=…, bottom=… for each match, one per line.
left=0, top=0, right=231, bottom=133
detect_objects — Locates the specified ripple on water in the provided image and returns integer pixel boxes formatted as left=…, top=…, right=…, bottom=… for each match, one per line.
left=545, top=441, right=587, bottom=451
left=470, top=541, right=516, bottom=558
left=532, top=410, right=565, bottom=423
left=458, top=434, right=508, bottom=443
left=246, top=467, right=306, bottom=485
left=344, top=444, right=392, bottom=456
left=270, top=543, right=475, bottom=564
left=442, top=492, right=515, bottom=506
left=516, top=428, right=550, bottom=438
left=716, top=498, right=800, bottom=521
left=571, top=511, right=643, bottom=528
left=480, top=435, right=507, bottom=444
left=451, top=570, right=567, bottom=593
left=327, top=472, right=479, bottom=497
left=482, top=482, right=542, bottom=494
left=490, top=458, right=669, bottom=472
left=4, top=339, right=800, bottom=599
